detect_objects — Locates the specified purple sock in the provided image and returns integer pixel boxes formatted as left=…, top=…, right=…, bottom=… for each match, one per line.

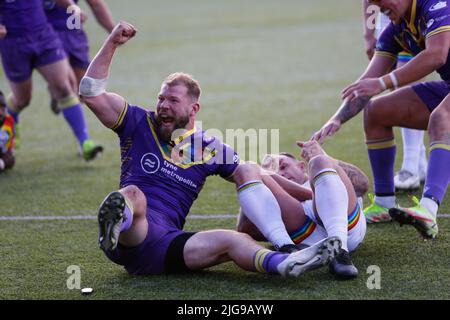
left=253, top=249, right=288, bottom=274
left=62, top=104, right=89, bottom=146
left=120, top=204, right=133, bottom=233
left=423, top=146, right=450, bottom=204
left=367, top=140, right=396, bottom=196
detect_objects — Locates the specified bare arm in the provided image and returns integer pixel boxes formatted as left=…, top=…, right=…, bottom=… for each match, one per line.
left=86, top=0, right=115, bottom=33
left=394, top=32, right=450, bottom=87
left=311, top=54, right=395, bottom=143
left=263, top=173, right=313, bottom=201
left=80, top=21, right=137, bottom=128
left=362, top=0, right=378, bottom=60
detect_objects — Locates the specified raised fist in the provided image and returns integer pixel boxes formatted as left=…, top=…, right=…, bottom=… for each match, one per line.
left=108, top=21, right=137, bottom=46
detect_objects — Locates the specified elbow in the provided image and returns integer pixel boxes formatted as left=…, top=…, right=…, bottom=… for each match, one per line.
left=431, top=50, right=448, bottom=69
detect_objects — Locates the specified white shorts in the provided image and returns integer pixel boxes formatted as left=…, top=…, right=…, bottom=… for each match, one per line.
left=298, top=200, right=367, bottom=252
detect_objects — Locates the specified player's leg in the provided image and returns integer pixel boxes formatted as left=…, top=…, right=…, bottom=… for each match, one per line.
left=389, top=92, right=450, bottom=239
left=395, top=55, right=427, bottom=190
left=363, top=86, right=430, bottom=222
left=98, top=185, right=148, bottom=251
left=37, top=57, right=102, bottom=160
left=237, top=173, right=316, bottom=252
left=183, top=229, right=341, bottom=277
left=0, top=36, right=35, bottom=148
left=234, top=163, right=296, bottom=251
left=308, top=155, right=360, bottom=278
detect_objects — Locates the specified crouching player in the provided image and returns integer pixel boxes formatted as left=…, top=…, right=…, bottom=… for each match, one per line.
left=237, top=141, right=369, bottom=279
left=80, top=21, right=342, bottom=278
left=0, top=90, right=15, bottom=172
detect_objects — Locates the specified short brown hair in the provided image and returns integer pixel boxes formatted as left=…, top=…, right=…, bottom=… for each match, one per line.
left=163, top=72, right=201, bottom=101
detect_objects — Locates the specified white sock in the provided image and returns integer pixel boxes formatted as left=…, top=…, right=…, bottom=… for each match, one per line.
left=313, top=169, right=349, bottom=252
left=420, top=197, right=438, bottom=218
left=375, top=195, right=396, bottom=209
left=401, top=128, right=425, bottom=175
left=419, top=144, right=428, bottom=177
left=238, top=180, right=294, bottom=249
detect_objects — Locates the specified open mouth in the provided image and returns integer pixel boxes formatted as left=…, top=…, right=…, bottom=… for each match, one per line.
left=159, top=114, right=175, bottom=126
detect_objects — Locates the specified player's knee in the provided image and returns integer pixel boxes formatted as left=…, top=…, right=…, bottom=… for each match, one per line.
left=234, top=162, right=261, bottom=186
left=363, top=100, right=381, bottom=129
left=14, top=95, right=31, bottom=110
left=308, top=154, right=333, bottom=174
left=120, top=185, right=146, bottom=215
left=51, top=83, right=72, bottom=100
left=429, top=107, right=450, bottom=138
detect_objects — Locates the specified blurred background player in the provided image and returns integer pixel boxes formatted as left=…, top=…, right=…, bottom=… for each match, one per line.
left=44, top=0, right=115, bottom=113
left=0, top=0, right=103, bottom=161
left=363, top=0, right=427, bottom=194
left=313, top=0, right=450, bottom=239
left=0, top=89, right=15, bottom=172
left=80, top=21, right=341, bottom=277
left=237, top=141, right=369, bottom=279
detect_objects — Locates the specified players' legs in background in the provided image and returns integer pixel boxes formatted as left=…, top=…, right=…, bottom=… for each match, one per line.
left=73, top=66, right=88, bottom=88
left=5, top=79, right=33, bottom=149
left=98, top=185, right=148, bottom=251
left=363, top=87, right=430, bottom=212
left=234, top=163, right=296, bottom=251
left=37, top=59, right=90, bottom=149
left=38, top=59, right=103, bottom=160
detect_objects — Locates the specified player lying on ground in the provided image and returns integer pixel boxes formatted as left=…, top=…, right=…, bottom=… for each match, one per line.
left=0, top=90, right=15, bottom=172
left=313, top=0, right=450, bottom=239
left=79, top=21, right=342, bottom=277
left=237, top=141, right=369, bottom=279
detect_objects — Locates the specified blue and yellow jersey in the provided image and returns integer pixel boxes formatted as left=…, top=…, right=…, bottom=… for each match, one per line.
left=375, top=0, right=450, bottom=80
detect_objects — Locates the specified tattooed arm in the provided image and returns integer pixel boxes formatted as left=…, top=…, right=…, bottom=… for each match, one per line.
left=337, top=160, right=370, bottom=198
left=311, top=54, right=395, bottom=144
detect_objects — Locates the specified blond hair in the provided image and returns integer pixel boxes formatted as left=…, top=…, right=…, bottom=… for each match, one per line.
left=163, top=72, right=201, bottom=101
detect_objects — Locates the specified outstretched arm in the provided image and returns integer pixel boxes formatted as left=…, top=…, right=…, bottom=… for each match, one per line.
left=80, top=21, right=137, bottom=128
left=311, top=54, right=395, bottom=144
left=86, top=0, right=115, bottom=33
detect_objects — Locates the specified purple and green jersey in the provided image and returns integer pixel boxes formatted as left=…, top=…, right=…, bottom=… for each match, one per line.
left=375, top=0, right=450, bottom=81
left=113, top=104, right=240, bottom=230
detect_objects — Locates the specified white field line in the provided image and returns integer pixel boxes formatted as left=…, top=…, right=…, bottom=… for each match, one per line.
left=0, top=214, right=449, bottom=221
left=0, top=214, right=237, bottom=221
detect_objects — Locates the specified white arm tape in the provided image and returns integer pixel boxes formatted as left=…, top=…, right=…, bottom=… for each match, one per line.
left=79, top=76, right=108, bottom=97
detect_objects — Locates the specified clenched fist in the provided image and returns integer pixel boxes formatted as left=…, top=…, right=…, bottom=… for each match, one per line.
left=108, top=21, right=137, bottom=46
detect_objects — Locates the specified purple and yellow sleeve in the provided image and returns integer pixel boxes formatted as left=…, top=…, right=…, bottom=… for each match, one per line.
left=112, top=103, right=148, bottom=138
left=424, top=1, right=450, bottom=39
